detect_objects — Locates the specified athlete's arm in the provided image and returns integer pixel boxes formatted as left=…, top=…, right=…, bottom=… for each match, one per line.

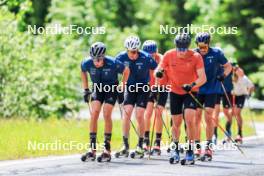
left=121, top=67, right=130, bottom=87
left=81, top=71, right=89, bottom=89
left=245, top=76, right=255, bottom=94
left=193, top=67, right=207, bottom=88
left=222, top=62, right=232, bottom=77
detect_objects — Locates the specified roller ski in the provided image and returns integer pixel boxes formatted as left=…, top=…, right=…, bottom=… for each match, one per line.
left=181, top=151, right=195, bottom=165
left=81, top=149, right=96, bottom=162
left=200, top=149, right=212, bottom=162
left=169, top=150, right=180, bottom=164
left=150, top=146, right=161, bottom=156
left=130, top=146, right=144, bottom=159
left=234, top=135, right=243, bottom=144
left=194, top=149, right=202, bottom=160
left=114, top=146, right=129, bottom=158
left=97, top=150, right=111, bottom=162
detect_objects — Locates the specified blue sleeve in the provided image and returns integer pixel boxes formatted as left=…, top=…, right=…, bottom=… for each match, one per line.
left=80, top=60, right=88, bottom=72
left=115, top=60, right=125, bottom=74
left=218, top=50, right=228, bottom=65
left=115, top=53, right=123, bottom=63
left=148, top=56, right=158, bottom=70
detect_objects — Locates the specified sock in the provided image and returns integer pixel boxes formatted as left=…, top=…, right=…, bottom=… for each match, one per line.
left=173, top=140, right=179, bottom=154
left=144, top=131, right=150, bottom=146
left=214, top=127, right=218, bottom=138
left=195, top=140, right=201, bottom=150
left=104, top=133, right=112, bottom=151
left=238, top=127, right=242, bottom=137
left=187, top=141, right=194, bottom=153
left=123, top=136, right=129, bottom=149
left=225, top=121, right=232, bottom=135
left=155, top=133, right=162, bottom=147
left=138, top=137, right=144, bottom=148
left=90, top=132, right=97, bottom=150
left=206, top=140, right=213, bottom=150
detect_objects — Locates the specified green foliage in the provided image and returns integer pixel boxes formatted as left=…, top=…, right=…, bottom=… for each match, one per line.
left=0, top=8, right=84, bottom=118
left=0, top=0, right=264, bottom=118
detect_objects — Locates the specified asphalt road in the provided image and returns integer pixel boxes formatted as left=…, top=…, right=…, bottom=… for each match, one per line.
left=1, top=134, right=264, bottom=176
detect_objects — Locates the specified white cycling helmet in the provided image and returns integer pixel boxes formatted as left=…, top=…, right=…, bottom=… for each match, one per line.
left=124, top=36, right=141, bottom=50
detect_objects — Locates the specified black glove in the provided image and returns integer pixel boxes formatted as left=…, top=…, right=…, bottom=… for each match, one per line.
left=182, top=82, right=196, bottom=92
left=117, top=92, right=124, bottom=104
left=216, top=74, right=225, bottom=82
left=155, top=69, right=164, bottom=78
left=83, top=88, right=92, bottom=103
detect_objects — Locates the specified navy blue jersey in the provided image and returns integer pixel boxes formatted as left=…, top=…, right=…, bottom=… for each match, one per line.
left=115, top=50, right=157, bottom=85
left=194, top=47, right=228, bottom=94
left=81, top=56, right=125, bottom=85
left=216, top=66, right=233, bottom=94
left=222, top=72, right=233, bottom=93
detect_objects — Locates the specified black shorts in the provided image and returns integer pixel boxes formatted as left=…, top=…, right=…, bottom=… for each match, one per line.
left=216, top=93, right=232, bottom=108
left=235, top=95, right=246, bottom=108
left=170, top=92, right=197, bottom=115
left=91, top=91, right=117, bottom=105
left=148, top=91, right=168, bottom=107
left=197, top=93, right=217, bottom=108
left=124, top=89, right=150, bottom=108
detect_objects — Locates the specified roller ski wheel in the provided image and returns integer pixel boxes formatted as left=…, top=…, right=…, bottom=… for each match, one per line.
left=151, top=146, right=161, bottom=156
left=169, top=151, right=180, bottom=164
left=97, top=151, right=111, bottom=162
left=114, top=146, right=129, bottom=158
left=81, top=151, right=96, bottom=162
left=234, top=136, right=243, bottom=144
left=130, top=147, right=144, bottom=159
left=200, top=149, right=212, bottom=162
left=181, top=151, right=195, bottom=165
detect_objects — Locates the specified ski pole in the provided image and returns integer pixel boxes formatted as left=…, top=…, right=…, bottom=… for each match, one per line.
left=188, top=92, right=246, bottom=157
left=246, top=97, right=257, bottom=136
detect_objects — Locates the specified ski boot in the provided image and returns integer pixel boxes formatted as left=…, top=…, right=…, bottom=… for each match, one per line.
left=114, top=146, right=129, bottom=158
left=200, top=148, right=212, bottom=162
left=234, top=135, right=243, bottom=144
left=181, top=151, right=195, bottom=165
left=212, top=135, right=217, bottom=145
left=143, top=145, right=150, bottom=154
left=222, top=132, right=232, bottom=144
left=97, top=150, right=111, bottom=162
left=169, top=150, right=180, bottom=164
left=194, top=148, right=202, bottom=160
left=150, top=146, right=161, bottom=156
left=81, top=149, right=96, bottom=162
left=130, top=146, right=144, bottom=159
left=179, top=144, right=185, bottom=154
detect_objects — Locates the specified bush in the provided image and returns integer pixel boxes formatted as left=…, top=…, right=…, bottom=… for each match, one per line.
left=0, top=8, right=84, bottom=118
